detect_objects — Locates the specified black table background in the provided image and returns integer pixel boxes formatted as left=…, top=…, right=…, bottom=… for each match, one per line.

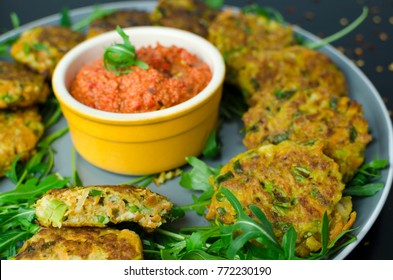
left=0, top=0, right=392, bottom=260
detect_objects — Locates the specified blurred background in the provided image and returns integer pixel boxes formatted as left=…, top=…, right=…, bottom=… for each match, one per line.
left=0, top=0, right=392, bottom=259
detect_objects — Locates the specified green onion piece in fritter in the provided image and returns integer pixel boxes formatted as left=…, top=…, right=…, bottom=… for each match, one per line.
left=41, top=199, right=68, bottom=228
left=127, top=205, right=140, bottom=213
left=103, top=26, right=148, bottom=75
left=349, top=127, right=358, bottom=143
left=89, top=189, right=102, bottom=197
left=232, top=160, right=243, bottom=174
left=270, top=133, right=289, bottom=144
left=215, top=171, right=234, bottom=184
left=274, top=90, right=296, bottom=100
left=291, top=166, right=311, bottom=182
left=97, top=215, right=110, bottom=224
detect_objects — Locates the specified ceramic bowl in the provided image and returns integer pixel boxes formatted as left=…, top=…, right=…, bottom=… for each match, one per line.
left=52, top=26, right=225, bottom=175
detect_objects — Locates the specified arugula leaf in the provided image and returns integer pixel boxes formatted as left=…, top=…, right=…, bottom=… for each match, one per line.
left=281, top=227, right=297, bottom=260
left=71, top=6, right=114, bottom=31
left=180, top=156, right=219, bottom=192
left=242, top=4, right=285, bottom=24
left=0, top=174, right=69, bottom=204
left=204, top=0, right=224, bottom=9
left=71, top=147, right=83, bottom=186
left=345, top=158, right=388, bottom=196
left=60, top=7, right=72, bottom=27
left=344, top=183, right=384, bottom=196
left=305, top=6, right=368, bottom=49
left=10, top=12, right=20, bottom=29
left=202, top=131, right=221, bottom=158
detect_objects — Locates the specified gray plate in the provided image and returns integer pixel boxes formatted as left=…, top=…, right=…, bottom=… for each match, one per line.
left=0, top=1, right=392, bottom=260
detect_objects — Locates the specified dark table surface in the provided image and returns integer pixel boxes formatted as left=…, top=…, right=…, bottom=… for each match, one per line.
left=0, top=0, right=392, bottom=260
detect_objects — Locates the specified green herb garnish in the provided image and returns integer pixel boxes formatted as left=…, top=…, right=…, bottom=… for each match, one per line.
left=103, top=26, right=148, bottom=75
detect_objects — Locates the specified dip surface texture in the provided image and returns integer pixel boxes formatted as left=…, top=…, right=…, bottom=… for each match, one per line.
left=70, top=44, right=212, bottom=113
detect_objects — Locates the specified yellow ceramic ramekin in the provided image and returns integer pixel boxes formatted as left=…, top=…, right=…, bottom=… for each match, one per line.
left=52, top=26, right=225, bottom=175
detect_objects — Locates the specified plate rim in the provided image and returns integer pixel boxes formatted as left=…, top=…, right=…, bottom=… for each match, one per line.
left=0, top=0, right=392, bottom=260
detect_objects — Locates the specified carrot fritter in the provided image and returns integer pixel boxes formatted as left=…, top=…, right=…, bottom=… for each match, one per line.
left=206, top=141, right=354, bottom=257
left=242, top=87, right=372, bottom=181
left=35, top=185, right=173, bottom=231
left=15, top=227, right=143, bottom=260
left=0, top=107, right=44, bottom=177
left=10, top=26, right=84, bottom=78
left=236, top=46, right=347, bottom=103
left=0, top=61, right=49, bottom=108
left=86, top=9, right=151, bottom=38
left=150, top=0, right=219, bottom=38
left=208, top=8, right=295, bottom=84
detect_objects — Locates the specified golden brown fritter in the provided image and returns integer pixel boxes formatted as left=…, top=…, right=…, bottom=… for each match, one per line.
left=35, top=185, right=173, bottom=231
left=242, top=87, right=372, bottom=181
left=208, top=8, right=295, bottom=84
left=236, top=46, right=347, bottom=103
left=150, top=0, right=219, bottom=38
left=0, top=61, right=49, bottom=108
left=0, top=107, right=44, bottom=176
left=205, top=141, right=354, bottom=257
left=86, top=9, right=151, bottom=38
left=10, top=26, right=84, bottom=78
left=14, top=227, right=143, bottom=260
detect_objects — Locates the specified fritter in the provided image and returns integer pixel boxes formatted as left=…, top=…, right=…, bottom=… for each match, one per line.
left=14, top=227, right=143, bottom=260
left=0, top=107, right=44, bottom=177
left=242, top=87, right=372, bottom=181
left=10, top=26, right=84, bottom=78
left=208, top=8, right=295, bottom=84
left=236, top=46, right=347, bottom=103
left=35, top=185, right=173, bottom=231
left=0, top=61, right=49, bottom=108
left=150, top=0, right=219, bottom=38
left=86, top=9, right=151, bottom=38
left=205, top=141, right=355, bottom=257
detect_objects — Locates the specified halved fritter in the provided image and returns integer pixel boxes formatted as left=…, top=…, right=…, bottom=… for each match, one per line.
left=242, top=87, right=372, bottom=181
left=150, top=0, right=219, bottom=38
left=35, top=185, right=173, bottom=231
left=86, top=9, right=151, bottom=38
left=206, top=141, right=355, bottom=257
left=0, top=61, right=50, bottom=108
left=0, top=107, right=44, bottom=176
left=236, top=46, right=347, bottom=103
left=208, top=8, right=295, bottom=84
left=14, top=227, right=143, bottom=260
left=10, top=26, right=84, bottom=78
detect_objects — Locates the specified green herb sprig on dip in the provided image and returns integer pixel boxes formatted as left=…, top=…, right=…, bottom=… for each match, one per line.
left=103, top=26, right=149, bottom=75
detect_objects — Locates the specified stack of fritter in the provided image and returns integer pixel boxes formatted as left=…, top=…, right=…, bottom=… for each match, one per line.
left=204, top=7, right=371, bottom=257
left=15, top=185, right=173, bottom=260
left=1, top=26, right=84, bottom=177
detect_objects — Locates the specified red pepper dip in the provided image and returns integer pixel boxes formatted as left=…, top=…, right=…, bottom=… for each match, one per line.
left=70, top=44, right=212, bottom=113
